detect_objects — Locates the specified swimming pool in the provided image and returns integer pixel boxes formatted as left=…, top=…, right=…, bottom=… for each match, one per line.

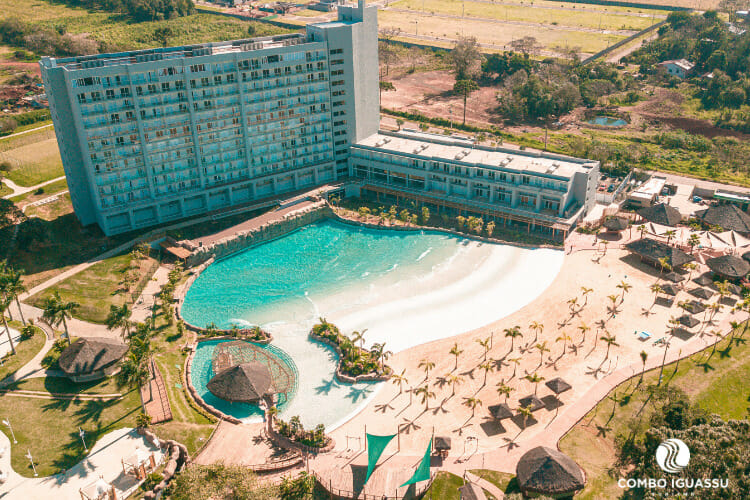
left=182, top=219, right=564, bottom=428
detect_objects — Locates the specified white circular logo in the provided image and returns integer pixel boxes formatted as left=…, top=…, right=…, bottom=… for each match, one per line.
left=655, top=438, right=690, bottom=473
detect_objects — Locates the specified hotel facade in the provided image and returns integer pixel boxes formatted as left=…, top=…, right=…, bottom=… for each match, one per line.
left=41, top=1, right=598, bottom=239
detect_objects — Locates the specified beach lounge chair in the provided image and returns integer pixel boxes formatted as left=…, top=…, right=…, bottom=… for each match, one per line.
left=638, top=331, right=651, bottom=341
left=653, top=337, right=665, bottom=345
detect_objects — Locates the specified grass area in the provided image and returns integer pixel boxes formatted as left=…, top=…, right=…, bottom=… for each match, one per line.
left=423, top=471, right=464, bottom=499
left=10, top=376, right=123, bottom=395
left=390, top=0, right=661, bottom=31
left=0, top=379, right=141, bottom=476
left=0, top=180, right=11, bottom=197
left=468, top=469, right=518, bottom=494
left=560, top=326, right=750, bottom=499
left=0, top=126, right=62, bottom=187
left=4, top=0, right=290, bottom=53
left=0, top=322, right=46, bottom=382
left=26, top=251, right=158, bottom=324
left=379, top=11, right=626, bottom=54
left=9, top=178, right=68, bottom=205
left=25, top=192, right=72, bottom=220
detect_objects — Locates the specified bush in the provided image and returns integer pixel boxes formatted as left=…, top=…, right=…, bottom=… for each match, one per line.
left=41, top=338, right=67, bottom=369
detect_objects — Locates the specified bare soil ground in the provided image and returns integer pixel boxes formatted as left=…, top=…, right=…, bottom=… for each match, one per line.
left=0, top=61, right=41, bottom=78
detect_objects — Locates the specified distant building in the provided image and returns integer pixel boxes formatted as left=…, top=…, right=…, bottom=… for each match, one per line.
left=657, top=59, right=695, bottom=79
left=627, top=176, right=666, bottom=208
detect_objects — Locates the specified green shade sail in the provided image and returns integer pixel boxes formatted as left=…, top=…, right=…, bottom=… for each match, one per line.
left=365, top=433, right=396, bottom=484
left=400, top=439, right=432, bottom=487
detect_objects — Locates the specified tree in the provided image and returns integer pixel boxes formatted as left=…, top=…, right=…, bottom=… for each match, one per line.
left=418, top=359, right=435, bottom=381
left=496, top=381, right=513, bottom=402
left=580, top=286, right=593, bottom=306
left=650, top=283, right=663, bottom=306
left=449, top=36, right=482, bottom=80
left=395, top=118, right=404, bottom=130
left=616, top=280, right=632, bottom=302
left=420, top=207, right=430, bottom=225
left=357, top=206, right=371, bottom=220
left=391, top=369, right=408, bottom=394
left=41, top=291, right=78, bottom=345
left=153, top=27, right=173, bottom=48
left=534, top=341, right=550, bottom=366
left=504, top=326, right=523, bottom=351
left=463, top=396, right=482, bottom=417
left=508, top=357, right=521, bottom=378
left=577, top=322, right=590, bottom=344
left=106, top=303, right=132, bottom=340
left=0, top=299, right=15, bottom=355
left=449, top=342, right=463, bottom=371
left=524, top=372, right=545, bottom=395
left=476, top=336, right=491, bottom=361
left=639, top=350, right=648, bottom=385
left=485, top=220, right=495, bottom=236
left=0, top=267, right=25, bottom=325
left=529, top=321, right=543, bottom=342
left=518, top=404, right=534, bottom=429
left=351, top=329, right=367, bottom=349
left=446, top=373, right=463, bottom=396
left=556, top=333, right=572, bottom=356
left=415, top=385, right=435, bottom=411
left=600, top=333, right=619, bottom=360
left=479, top=361, right=493, bottom=386
left=453, top=79, right=479, bottom=125
left=379, top=80, right=395, bottom=101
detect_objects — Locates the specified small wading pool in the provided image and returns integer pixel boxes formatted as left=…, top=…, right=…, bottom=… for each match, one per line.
left=587, top=116, right=627, bottom=127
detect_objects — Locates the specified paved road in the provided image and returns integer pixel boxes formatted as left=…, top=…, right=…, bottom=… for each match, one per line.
left=2, top=175, right=67, bottom=200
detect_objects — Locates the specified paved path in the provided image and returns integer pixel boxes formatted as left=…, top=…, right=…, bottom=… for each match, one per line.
left=0, top=123, right=53, bottom=141
left=0, top=427, right=163, bottom=499
left=141, top=360, right=172, bottom=424
left=1, top=176, right=66, bottom=200
left=465, top=471, right=505, bottom=499
left=131, top=265, right=170, bottom=324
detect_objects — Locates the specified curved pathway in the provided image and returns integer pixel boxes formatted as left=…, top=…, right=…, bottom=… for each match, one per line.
left=1, top=176, right=66, bottom=200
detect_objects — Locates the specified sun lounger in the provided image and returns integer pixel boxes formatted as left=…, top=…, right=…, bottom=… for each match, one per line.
left=637, top=331, right=651, bottom=341
left=653, top=337, right=665, bottom=345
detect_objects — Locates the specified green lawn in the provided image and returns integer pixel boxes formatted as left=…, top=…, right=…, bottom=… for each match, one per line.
left=0, top=322, right=46, bottom=382
left=10, top=376, right=123, bottom=395
left=9, top=178, right=68, bottom=205
left=0, top=126, right=63, bottom=187
left=423, top=471, right=464, bottom=499
left=0, top=379, right=141, bottom=476
left=468, top=469, right=518, bottom=494
left=24, top=192, right=72, bottom=220
left=560, top=326, right=750, bottom=499
left=26, top=252, right=158, bottom=324
left=0, top=180, right=12, bottom=197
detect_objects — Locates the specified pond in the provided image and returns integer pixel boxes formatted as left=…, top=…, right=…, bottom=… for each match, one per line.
left=587, top=116, right=627, bottom=127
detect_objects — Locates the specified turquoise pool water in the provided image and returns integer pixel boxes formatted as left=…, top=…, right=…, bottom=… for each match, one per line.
left=587, top=116, right=627, bottom=127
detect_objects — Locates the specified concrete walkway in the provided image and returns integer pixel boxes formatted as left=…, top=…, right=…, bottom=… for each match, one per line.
left=1, top=176, right=66, bottom=200
left=0, top=427, right=163, bottom=500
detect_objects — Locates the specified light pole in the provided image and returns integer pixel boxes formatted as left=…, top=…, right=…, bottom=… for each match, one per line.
left=2, top=419, right=17, bottom=444
left=79, top=427, right=88, bottom=453
left=414, top=20, right=418, bottom=36
left=26, top=449, right=37, bottom=477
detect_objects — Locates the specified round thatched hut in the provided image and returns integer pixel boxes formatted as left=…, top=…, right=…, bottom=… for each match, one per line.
left=207, top=362, right=274, bottom=403
left=706, top=254, right=750, bottom=281
left=58, top=337, right=128, bottom=383
left=516, top=446, right=585, bottom=498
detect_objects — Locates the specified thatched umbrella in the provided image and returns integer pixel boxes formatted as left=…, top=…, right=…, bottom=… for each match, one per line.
left=663, top=271, right=684, bottom=283
left=660, top=283, right=679, bottom=296
left=689, top=287, right=714, bottom=300
left=58, top=337, right=128, bottom=378
left=516, top=446, right=585, bottom=498
left=706, top=254, right=750, bottom=281
left=679, top=315, right=700, bottom=328
left=602, top=217, right=628, bottom=232
left=207, top=362, right=273, bottom=403
left=637, top=203, right=682, bottom=227
left=694, top=204, right=750, bottom=234
left=687, top=300, right=706, bottom=313
left=545, top=377, right=572, bottom=396
left=518, top=395, right=545, bottom=412
left=694, top=273, right=714, bottom=286
left=489, top=403, right=514, bottom=420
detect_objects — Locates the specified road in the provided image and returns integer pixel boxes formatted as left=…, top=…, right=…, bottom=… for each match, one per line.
left=1, top=175, right=66, bottom=199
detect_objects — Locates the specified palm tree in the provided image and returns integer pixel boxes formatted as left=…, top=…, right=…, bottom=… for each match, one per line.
left=0, top=268, right=26, bottom=325
left=479, top=361, right=493, bottom=386
left=577, top=322, right=590, bottom=344
left=504, top=326, right=522, bottom=351
left=453, top=79, right=479, bottom=125
left=600, top=333, right=619, bottom=360
left=684, top=262, right=698, bottom=282
left=415, top=385, right=435, bottom=411
left=371, top=342, right=392, bottom=371
left=650, top=283, right=663, bottom=306
left=518, top=404, right=534, bottom=429
left=351, top=329, right=367, bottom=349
left=637, top=224, right=646, bottom=239
left=658, top=317, right=679, bottom=386
left=687, top=234, right=700, bottom=253
left=449, top=342, right=463, bottom=371
left=556, top=333, right=572, bottom=356
left=657, top=256, right=672, bottom=275
left=639, top=350, right=648, bottom=385
left=607, top=294, right=619, bottom=314
left=580, top=287, right=593, bottom=306
left=616, top=280, right=632, bottom=303
left=391, top=369, right=408, bottom=394
left=476, top=337, right=491, bottom=361
left=566, top=297, right=578, bottom=312
left=463, top=396, right=482, bottom=417
left=524, top=372, right=545, bottom=395
left=0, top=299, right=15, bottom=355
left=664, top=229, right=676, bottom=245
left=106, top=303, right=132, bottom=340
left=446, top=373, right=464, bottom=396
left=41, top=291, right=78, bottom=345
left=534, top=341, right=550, bottom=365
left=508, top=357, right=521, bottom=378
left=529, top=321, right=544, bottom=342
left=496, top=381, right=513, bottom=402
left=418, top=359, right=436, bottom=381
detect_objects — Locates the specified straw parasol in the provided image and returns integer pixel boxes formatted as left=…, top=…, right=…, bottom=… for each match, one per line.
left=602, top=217, right=628, bottom=232
left=660, top=283, right=679, bottom=296
left=58, top=337, right=128, bottom=377
left=545, top=377, right=571, bottom=395
left=207, top=362, right=274, bottom=403
left=663, top=271, right=684, bottom=283
left=694, top=273, right=714, bottom=286
left=679, top=315, right=700, bottom=328
left=637, top=203, right=682, bottom=227
left=489, top=403, right=514, bottom=420
left=687, top=300, right=706, bottom=313
left=694, top=204, right=750, bottom=234
left=706, top=254, right=750, bottom=280
left=518, top=395, right=545, bottom=412
left=516, top=446, right=585, bottom=497
left=689, top=288, right=714, bottom=300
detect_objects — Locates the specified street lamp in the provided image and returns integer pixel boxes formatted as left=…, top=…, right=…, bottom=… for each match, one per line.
left=79, top=427, right=88, bottom=452
left=2, top=419, right=17, bottom=444
left=25, top=449, right=37, bottom=477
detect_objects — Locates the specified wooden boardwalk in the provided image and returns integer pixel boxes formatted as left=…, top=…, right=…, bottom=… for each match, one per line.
left=141, top=359, right=172, bottom=424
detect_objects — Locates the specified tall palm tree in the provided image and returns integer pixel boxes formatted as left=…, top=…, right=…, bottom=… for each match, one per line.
left=650, top=284, right=663, bottom=306
left=476, top=337, right=491, bottom=361
left=637, top=224, right=646, bottom=239
left=566, top=297, right=578, bottom=312
left=508, top=357, right=521, bottom=378
left=639, top=350, right=648, bottom=385
left=580, top=287, right=593, bottom=306
left=600, top=333, right=619, bottom=360
left=524, top=372, right=545, bottom=395
left=351, top=329, right=367, bottom=349
left=556, top=333, right=572, bottom=356
left=658, top=318, right=679, bottom=386
left=418, top=359, right=435, bottom=381
left=463, top=396, right=482, bottom=417
left=529, top=321, right=544, bottom=342
left=41, top=291, right=79, bottom=345
left=415, top=385, right=435, bottom=411
left=446, top=373, right=463, bottom=396
left=106, top=303, right=132, bottom=340
left=534, top=341, right=550, bottom=366
left=684, top=261, right=697, bottom=281
left=496, top=381, right=513, bottom=402
left=391, top=369, right=408, bottom=394
left=657, top=256, right=672, bottom=275
left=0, top=268, right=26, bottom=325
left=0, top=299, right=15, bottom=355
left=449, top=343, right=463, bottom=371
left=371, top=342, right=392, bottom=371
left=518, top=405, right=534, bottom=429
left=616, top=280, right=632, bottom=303
left=664, top=229, right=676, bottom=245
left=479, top=361, right=493, bottom=386
left=687, top=234, right=700, bottom=254
left=577, top=322, right=590, bottom=344
left=504, top=326, right=522, bottom=351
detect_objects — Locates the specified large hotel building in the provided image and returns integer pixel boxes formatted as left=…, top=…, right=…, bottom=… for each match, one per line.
left=40, top=1, right=598, bottom=240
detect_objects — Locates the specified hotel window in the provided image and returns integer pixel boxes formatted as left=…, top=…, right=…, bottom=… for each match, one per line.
left=77, top=94, right=87, bottom=104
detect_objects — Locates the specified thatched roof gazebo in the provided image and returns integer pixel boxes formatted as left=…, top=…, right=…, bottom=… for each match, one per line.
left=59, top=337, right=128, bottom=382
left=545, top=377, right=572, bottom=396
left=694, top=204, right=750, bottom=234
left=207, top=362, right=274, bottom=403
left=637, top=203, right=682, bottom=226
left=663, top=271, right=684, bottom=283
left=679, top=315, right=700, bottom=328
left=689, top=287, right=714, bottom=300
left=660, top=283, right=679, bottom=296
left=625, top=238, right=694, bottom=270
left=706, top=254, right=750, bottom=281
left=518, top=395, right=545, bottom=412
left=687, top=300, right=706, bottom=313
left=489, top=403, right=514, bottom=420
left=516, top=446, right=585, bottom=498
left=694, top=273, right=714, bottom=286
left=602, top=217, right=628, bottom=232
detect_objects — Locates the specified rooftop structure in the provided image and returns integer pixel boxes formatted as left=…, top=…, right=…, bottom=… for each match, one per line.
left=207, top=362, right=274, bottom=403
left=627, top=176, right=666, bottom=208
left=516, top=446, right=586, bottom=497
left=625, top=238, right=694, bottom=269
left=637, top=202, right=682, bottom=226
left=58, top=337, right=129, bottom=382
left=695, top=204, right=750, bottom=234
left=658, top=59, right=695, bottom=79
